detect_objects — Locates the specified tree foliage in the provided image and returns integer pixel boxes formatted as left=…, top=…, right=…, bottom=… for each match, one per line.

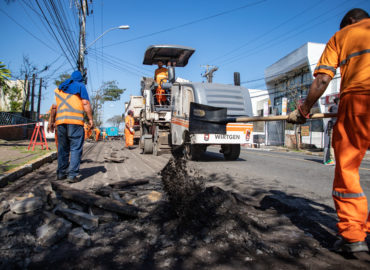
left=0, top=61, right=11, bottom=88
left=8, top=87, right=23, bottom=112
left=107, top=115, right=124, bottom=127
left=91, top=81, right=125, bottom=126
left=101, top=80, right=124, bottom=102
left=54, top=73, right=71, bottom=86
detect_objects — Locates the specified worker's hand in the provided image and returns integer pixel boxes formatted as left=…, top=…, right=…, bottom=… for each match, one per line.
left=89, top=119, right=94, bottom=129
left=48, top=123, right=55, bottom=133
left=287, top=109, right=307, bottom=124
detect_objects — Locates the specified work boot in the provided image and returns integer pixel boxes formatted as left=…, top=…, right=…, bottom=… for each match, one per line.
left=67, top=175, right=81, bottom=183
left=56, top=174, right=67, bottom=180
left=333, top=237, right=369, bottom=253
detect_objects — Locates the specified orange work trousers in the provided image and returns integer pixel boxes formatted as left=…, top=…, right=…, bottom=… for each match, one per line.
left=125, top=128, right=134, bottom=147
left=332, top=93, right=370, bottom=242
left=156, top=87, right=167, bottom=104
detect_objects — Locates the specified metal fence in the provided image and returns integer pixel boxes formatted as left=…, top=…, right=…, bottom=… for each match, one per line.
left=0, top=112, right=36, bottom=126
left=264, top=119, right=324, bottom=148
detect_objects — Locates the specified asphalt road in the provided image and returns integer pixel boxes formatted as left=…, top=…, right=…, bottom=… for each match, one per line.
left=191, top=147, right=370, bottom=211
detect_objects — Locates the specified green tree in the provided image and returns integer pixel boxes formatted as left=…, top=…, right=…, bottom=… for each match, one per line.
left=0, top=61, right=11, bottom=88
left=101, top=80, right=125, bottom=102
left=91, top=81, right=125, bottom=126
left=54, top=73, right=71, bottom=86
left=107, top=115, right=124, bottom=127
left=8, top=86, right=23, bottom=112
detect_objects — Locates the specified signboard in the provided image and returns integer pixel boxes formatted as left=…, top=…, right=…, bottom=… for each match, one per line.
left=301, top=126, right=310, bottom=137
left=281, top=97, right=288, bottom=116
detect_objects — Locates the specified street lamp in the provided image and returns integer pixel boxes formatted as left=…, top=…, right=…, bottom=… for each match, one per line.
left=84, top=25, right=130, bottom=53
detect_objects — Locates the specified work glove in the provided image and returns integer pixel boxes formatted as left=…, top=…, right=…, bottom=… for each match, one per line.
left=130, top=128, right=134, bottom=133
left=287, top=109, right=307, bottom=124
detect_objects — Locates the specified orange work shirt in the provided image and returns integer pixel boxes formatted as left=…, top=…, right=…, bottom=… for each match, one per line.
left=314, top=18, right=370, bottom=96
left=155, top=67, right=168, bottom=86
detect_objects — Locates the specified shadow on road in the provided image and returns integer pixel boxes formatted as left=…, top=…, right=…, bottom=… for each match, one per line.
left=80, top=165, right=107, bottom=179
left=196, top=151, right=246, bottom=162
left=258, top=189, right=338, bottom=249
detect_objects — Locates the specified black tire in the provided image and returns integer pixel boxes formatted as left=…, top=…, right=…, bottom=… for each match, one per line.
left=184, top=144, right=205, bottom=161
left=223, top=144, right=241, bottom=160
left=143, top=138, right=153, bottom=154
left=153, top=141, right=159, bottom=156
left=234, top=72, right=240, bottom=86
left=171, top=145, right=184, bottom=158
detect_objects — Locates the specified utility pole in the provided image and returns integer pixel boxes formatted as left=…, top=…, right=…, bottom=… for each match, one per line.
left=21, top=74, right=28, bottom=117
left=31, top=74, right=36, bottom=119
left=77, top=0, right=88, bottom=74
left=37, top=78, right=42, bottom=120
left=201, top=65, right=218, bottom=83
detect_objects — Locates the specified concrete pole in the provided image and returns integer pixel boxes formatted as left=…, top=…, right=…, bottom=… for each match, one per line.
left=37, top=78, right=42, bottom=120
left=31, top=74, right=36, bottom=119
left=77, top=0, right=87, bottom=74
left=21, top=74, right=28, bottom=117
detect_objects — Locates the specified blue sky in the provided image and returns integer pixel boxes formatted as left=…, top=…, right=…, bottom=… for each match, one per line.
left=1, top=0, right=369, bottom=125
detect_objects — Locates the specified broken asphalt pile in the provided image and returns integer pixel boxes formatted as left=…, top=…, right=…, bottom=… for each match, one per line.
left=0, top=156, right=370, bottom=269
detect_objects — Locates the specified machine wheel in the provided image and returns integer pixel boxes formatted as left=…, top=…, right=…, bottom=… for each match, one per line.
left=143, top=137, right=153, bottom=154
left=171, top=145, right=185, bottom=158
left=153, top=141, right=159, bottom=156
left=184, top=144, right=205, bottom=161
left=152, top=126, right=160, bottom=156
left=222, top=144, right=241, bottom=161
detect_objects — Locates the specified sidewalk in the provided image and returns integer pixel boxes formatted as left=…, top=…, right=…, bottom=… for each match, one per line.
left=0, top=139, right=57, bottom=187
left=245, top=144, right=370, bottom=161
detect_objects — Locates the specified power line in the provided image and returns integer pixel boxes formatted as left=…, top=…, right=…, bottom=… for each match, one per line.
left=87, top=51, right=147, bottom=78
left=217, top=0, right=357, bottom=66
left=100, top=0, right=267, bottom=49
left=35, top=0, right=75, bottom=68
left=248, top=76, right=341, bottom=99
left=88, top=48, right=152, bottom=74
left=208, top=0, right=322, bottom=64
left=0, top=7, right=58, bottom=53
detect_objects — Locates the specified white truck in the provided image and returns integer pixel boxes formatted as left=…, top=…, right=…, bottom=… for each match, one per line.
left=139, top=45, right=253, bottom=160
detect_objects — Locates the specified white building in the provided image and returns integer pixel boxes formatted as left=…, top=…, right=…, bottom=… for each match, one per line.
left=264, top=42, right=341, bottom=147
left=248, top=89, right=269, bottom=116
left=0, top=80, right=27, bottom=111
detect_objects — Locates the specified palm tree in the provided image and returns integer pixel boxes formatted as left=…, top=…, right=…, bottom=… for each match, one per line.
left=0, top=61, right=11, bottom=88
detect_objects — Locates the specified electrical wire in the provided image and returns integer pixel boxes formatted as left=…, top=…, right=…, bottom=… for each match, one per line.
left=100, top=0, right=267, bottom=49
left=35, top=0, right=75, bottom=68
left=0, top=7, right=58, bottom=53
left=217, top=0, right=359, bottom=66
left=208, top=0, right=323, bottom=64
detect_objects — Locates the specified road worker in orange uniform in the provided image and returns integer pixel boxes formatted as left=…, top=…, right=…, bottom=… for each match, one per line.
left=102, top=129, right=107, bottom=141
left=55, top=70, right=94, bottom=182
left=288, top=8, right=370, bottom=253
left=94, top=127, right=101, bottom=142
left=154, top=60, right=168, bottom=106
left=84, top=122, right=92, bottom=140
left=125, top=110, right=135, bottom=149
left=47, top=104, right=58, bottom=149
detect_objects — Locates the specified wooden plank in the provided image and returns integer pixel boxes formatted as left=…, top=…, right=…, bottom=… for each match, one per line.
left=51, top=182, right=140, bottom=218
left=109, top=179, right=149, bottom=189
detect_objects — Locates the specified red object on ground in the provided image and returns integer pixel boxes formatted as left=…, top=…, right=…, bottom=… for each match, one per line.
left=28, top=122, right=49, bottom=151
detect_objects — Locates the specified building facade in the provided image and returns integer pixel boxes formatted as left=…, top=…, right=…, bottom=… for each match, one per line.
left=264, top=42, right=341, bottom=147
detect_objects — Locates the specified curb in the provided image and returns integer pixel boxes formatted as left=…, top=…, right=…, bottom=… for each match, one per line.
left=0, top=151, right=57, bottom=188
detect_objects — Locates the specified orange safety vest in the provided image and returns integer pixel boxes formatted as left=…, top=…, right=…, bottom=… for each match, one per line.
left=55, top=88, right=84, bottom=126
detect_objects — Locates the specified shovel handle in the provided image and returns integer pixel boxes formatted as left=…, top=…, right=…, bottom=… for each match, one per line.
left=233, top=113, right=337, bottom=122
